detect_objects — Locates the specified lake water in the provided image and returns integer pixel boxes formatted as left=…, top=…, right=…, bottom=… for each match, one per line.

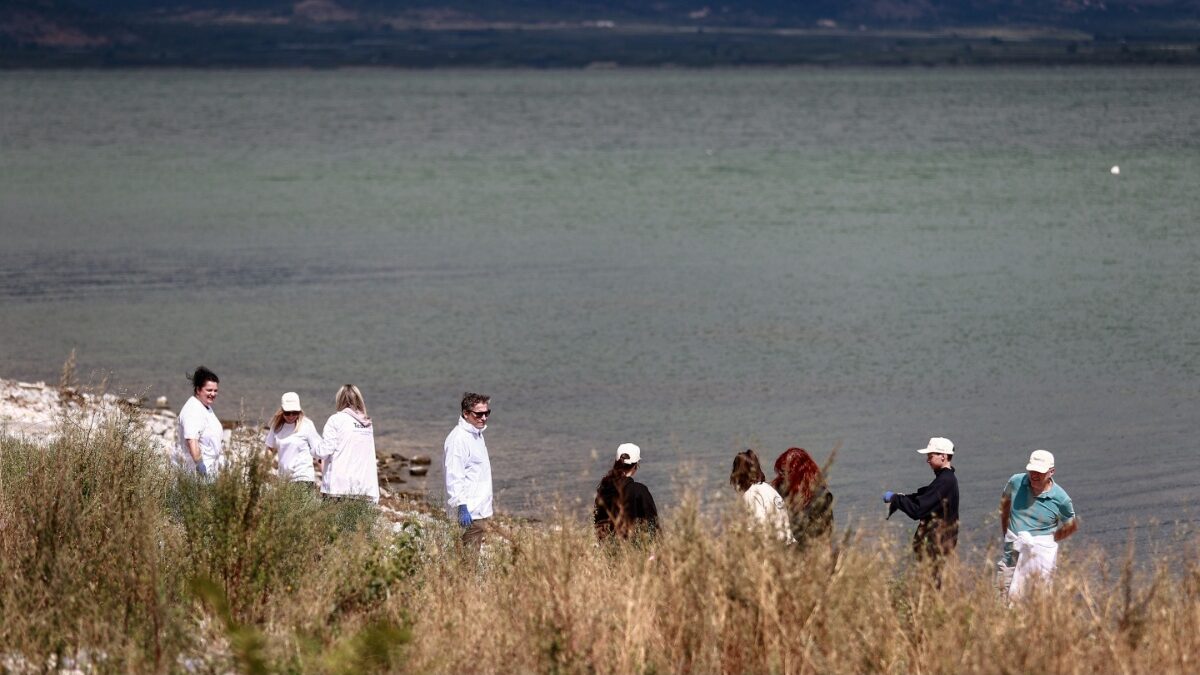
left=2, top=68, right=1197, bottom=556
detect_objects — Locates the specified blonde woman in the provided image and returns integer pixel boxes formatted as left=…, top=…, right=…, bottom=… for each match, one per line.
left=264, top=392, right=322, bottom=485
left=315, top=384, right=379, bottom=503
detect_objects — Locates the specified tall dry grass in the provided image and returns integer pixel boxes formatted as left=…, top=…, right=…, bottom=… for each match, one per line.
left=396, top=502, right=1199, bottom=675
left=0, top=406, right=413, bottom=673
left=2, top=407, right=1197, bottom=673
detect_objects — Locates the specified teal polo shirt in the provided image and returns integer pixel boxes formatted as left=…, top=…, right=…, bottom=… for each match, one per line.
left=1001, top=472, right=1075, bottom=565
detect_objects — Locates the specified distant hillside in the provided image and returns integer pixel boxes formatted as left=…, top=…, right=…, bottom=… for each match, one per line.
left=4, top=0, right=1199, bottom=66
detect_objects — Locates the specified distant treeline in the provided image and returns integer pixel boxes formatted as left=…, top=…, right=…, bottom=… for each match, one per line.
left=5, top=27, right=1200, bottom=68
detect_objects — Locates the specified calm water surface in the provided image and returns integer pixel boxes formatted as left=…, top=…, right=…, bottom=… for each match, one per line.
left=1, top=68, right=1197, bottom=555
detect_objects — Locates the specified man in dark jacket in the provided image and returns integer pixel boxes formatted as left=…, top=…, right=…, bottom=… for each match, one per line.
left=883, top=437, right=960, bottom=564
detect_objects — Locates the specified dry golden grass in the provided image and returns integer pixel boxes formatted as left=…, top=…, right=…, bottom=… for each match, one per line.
left=2, top=408, right=1197, bottom=674
left=395, top=503, right=1199, bottom=675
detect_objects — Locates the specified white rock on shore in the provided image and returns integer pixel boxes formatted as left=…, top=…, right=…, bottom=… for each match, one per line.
left=0, top=378, right=177, bottom=456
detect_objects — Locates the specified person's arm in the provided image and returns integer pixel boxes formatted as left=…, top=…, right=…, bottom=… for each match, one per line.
left=890, top=476, right=948, bottom=521
left=1054, top=516, right=1080, bottom=542
left=638, top=485, right=660, bottom=534
left=315, top=415, right=340, bottom=459
left=999, top=494, right=1012, bottom=535
left=186, top=438, right=202, bottom=463
left=444, top=432, right=469, bottom=509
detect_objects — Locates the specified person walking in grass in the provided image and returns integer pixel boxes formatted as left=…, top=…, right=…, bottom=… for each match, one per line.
left=997, top=449, right=1079, bottom=602
left=594, top=443, right=660, bottom=542
left=264, top=391, right=321, bottom=488
left=444, top=392, right=494, bottom=553
left=883, top=437, right=959, bottom=568
left=315, top=384, right=379, bottom=503
left=176, top=366, right=225, bottom=479
left=771, top=447, right=834, bottom=548
left=731, top=449, right=794, bottom=544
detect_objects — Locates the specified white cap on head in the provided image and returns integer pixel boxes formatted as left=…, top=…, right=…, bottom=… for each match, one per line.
left=281, top=392, right=302, bottom=412
left=918, top=437, right=954, bottom=455
left=616, top=443, right=641, bottom=465
left=1026, top=449, right=1055, bottom=473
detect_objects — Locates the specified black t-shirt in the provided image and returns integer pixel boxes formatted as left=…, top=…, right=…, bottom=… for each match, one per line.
left=594, top=475, right=659, bottom=539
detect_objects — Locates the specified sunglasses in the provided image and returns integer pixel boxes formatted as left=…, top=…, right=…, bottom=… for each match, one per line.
left=468, top=409, right=491, bottom=419
left=283, top=410, right=301, bottom=416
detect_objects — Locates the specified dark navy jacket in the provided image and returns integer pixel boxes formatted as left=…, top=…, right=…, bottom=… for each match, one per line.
left=889, top=466, right=959, bottom=557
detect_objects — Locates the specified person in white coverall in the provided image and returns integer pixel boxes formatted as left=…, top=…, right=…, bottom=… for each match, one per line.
left=315, top=384, right=379, bottom=503
left=444, top=392, right=494, bottom=553
left=176, top=366, right=225, bottom=479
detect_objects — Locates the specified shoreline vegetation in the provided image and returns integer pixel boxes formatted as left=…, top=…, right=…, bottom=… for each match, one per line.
left=4, top=24, right=1200, bottom=68
left=2, top=375, right=1198, bottom=672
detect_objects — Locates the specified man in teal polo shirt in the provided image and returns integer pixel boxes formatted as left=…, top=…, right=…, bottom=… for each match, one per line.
left=996, top=449, right=1079, bottom=602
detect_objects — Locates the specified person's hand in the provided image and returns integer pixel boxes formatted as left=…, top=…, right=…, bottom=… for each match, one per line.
left=457, top=504, right=473, bottom=528
left=196, top=461, right=208, bottom=478
left=882, top=491, right=895, bottom=503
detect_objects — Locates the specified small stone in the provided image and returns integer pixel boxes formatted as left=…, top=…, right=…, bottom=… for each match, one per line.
left=410, top=454, right=432, bottom=466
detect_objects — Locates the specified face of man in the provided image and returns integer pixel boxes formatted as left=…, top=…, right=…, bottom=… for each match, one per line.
left=1028, top=468, right=1055, bottom=493
left=196, top=381, right=219, bottom=407
left=463, top=401, right=491, bottom=430
left=926, top=452, right=951, bottom=471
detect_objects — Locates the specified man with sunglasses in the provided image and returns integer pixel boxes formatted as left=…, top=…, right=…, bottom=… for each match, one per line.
left=444, top=392, right=494, bottom=552
left=996, top=449, right=1078, bottom=602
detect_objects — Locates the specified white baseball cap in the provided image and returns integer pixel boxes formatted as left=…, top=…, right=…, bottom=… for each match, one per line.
left=1026, top=449, right=1055, bottom=473
left=918, top=437, right=954, bottom=455
left=616, top=443, right=641, bottom=464
left=280, top=392, right=302, bottom=412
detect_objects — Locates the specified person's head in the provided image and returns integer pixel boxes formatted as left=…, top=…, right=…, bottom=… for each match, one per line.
left=335, top=384, right=367, bottom=415
left=918, top=437, right=954, bottom=472
left=189, top=366, right=219, bottom=406
left=270, top=391, right=305, bottom=432
left=598, top=443, right=641, bottom=490
left=772, top=447, right=823, bottom=505
left=460, top=392, right=491, bottom=430
left=1025, top=449, right=1055, bottom=492
left=730, top=449, right=767, bottom=493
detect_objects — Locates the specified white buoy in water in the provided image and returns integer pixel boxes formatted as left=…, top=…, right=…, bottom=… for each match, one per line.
left=1111, top=165, right=1120, bottom=175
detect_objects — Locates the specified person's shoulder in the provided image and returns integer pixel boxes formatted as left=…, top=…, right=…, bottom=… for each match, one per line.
left=299, top=417, right=318, bottom=433
left=629, top=480, right=654, bottom=497
left=1050, top=481, right=1072, bottom=501
left=1006, top=472, right=1025, bottom=486
left=179, top=397, right=206, bottom=419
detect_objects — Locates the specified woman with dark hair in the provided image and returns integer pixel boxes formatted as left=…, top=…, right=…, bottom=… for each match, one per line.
left=771, top=447, right=834, bottom=547
left=730, top=449, right=793, bottom=543
left=314, top=384, right=379, bottom=503
left=264, top=392, right=321, bottom=486
left=176, top=366, right=225, bottom=478
left=594, top=443, right=659, bottom=541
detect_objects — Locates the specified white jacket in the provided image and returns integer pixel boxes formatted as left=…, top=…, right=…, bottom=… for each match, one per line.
left=1005, top=530, right=1059, bottom=601
left=743, top=482, right=794, bottom=544
left=444, top=415, right=493, bottom=519
left=316, top=408, right=379, bottom=503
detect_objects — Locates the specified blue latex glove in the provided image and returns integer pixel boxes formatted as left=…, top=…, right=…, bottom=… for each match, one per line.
left=457, top=504, right=473, bottom=528
left=196, top=461, right=208, bottom=478
left=882, top=490, right=895, bottom=503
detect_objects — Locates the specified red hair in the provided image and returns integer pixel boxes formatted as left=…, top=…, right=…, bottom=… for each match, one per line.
left=771, top=447, right=823, bottom=507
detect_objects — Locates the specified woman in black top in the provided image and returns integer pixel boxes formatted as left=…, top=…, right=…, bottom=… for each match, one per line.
left=594, top=443, right=659, bottom=541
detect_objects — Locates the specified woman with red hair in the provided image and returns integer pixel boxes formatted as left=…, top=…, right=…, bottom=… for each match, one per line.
left=771, top=448, right=834, bottom=547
